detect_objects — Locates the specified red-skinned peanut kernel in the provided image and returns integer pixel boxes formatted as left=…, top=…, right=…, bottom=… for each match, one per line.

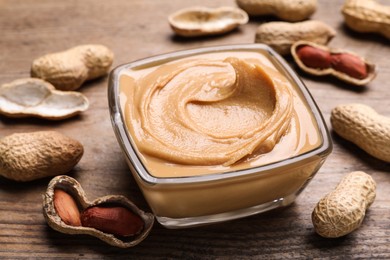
left=296, top=45, right=332, bottom=69
left=331, top=53, right=368, bottom=79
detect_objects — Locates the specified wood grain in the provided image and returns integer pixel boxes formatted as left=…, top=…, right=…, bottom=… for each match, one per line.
left=0, top=0, right=389, bottom=258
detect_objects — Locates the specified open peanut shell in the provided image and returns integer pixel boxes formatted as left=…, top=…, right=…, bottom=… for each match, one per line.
left=168, top=6, right=248, bottom=37
left=43, top=175, right=154, bottom=248
left=291, top=41, right=376, bottom=86
left=0, top=78, right=89, bottom=120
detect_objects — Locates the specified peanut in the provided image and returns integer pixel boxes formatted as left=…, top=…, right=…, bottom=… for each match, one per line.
left=312, top=171, right=376, bottom=238
left=331, top=103, right=390, bottom=163
left=43, top=175, right=154, bottom=248
left=331, top=53, right=367, bottom=79
left=255, top=20, right=336, bottom=55
left=237, top=0, right=317, bottom=22
left=296, top=45, right=331, bottom=69
left=0, top=131, right=84, bottom=181
left=342, top=0, right=390, bottom=40
left=81, top=206, right=144, bottom=237
left=31, top=44, right=114, bottom=91
left=54, top=189, right=81, bottom=226
left=291, top=41, right=376, bottom=86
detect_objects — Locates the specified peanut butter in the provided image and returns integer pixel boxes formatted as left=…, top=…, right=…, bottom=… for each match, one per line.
left=120, top=51, right=321, bottom=178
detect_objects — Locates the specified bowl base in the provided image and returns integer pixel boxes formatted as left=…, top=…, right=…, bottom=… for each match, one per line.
left=156, top=194, right=297, bottom=229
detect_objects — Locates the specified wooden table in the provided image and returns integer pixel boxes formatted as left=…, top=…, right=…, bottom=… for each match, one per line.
left=1, top=0, right=389, bottom=258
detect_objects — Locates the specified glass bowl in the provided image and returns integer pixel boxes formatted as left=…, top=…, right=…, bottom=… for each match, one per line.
left=108, top=44, right=332, bottom=228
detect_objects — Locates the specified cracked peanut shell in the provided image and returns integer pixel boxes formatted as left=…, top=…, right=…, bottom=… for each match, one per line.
left=43, top=175, right=154, bottom=248
left=291, top=41, right=376, bottom=86
left=0, top=78, right=89, bottom=120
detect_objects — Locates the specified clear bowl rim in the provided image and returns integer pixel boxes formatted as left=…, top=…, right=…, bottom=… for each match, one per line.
left=108, top=43, right=333, bottom=185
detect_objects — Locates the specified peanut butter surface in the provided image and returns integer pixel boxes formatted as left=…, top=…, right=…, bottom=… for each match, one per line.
left=120, top=51, right=321, bottom=178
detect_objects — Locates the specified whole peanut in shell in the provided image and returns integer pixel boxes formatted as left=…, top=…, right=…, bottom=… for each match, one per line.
left=31, top=44, right=114, bottom=91
left=0, top=131, right=83, bottom=181
left=331, top=103, right=390, bottom=163
left=255, top=20, right=336, bottom=55
left=342, top=0, right=390, bottom=40
left=312, top=171, right=376, bottom=238
left=236, top=0, right=317, bottom=22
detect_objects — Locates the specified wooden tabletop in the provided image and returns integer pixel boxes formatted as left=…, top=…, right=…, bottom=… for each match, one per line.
left=1, top=0, right=389, bottom=258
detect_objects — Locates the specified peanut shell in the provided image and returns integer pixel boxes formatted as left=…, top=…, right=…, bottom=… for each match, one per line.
left=331, top=103, right=390, bottom=162
left=0, top=78, right=89, bottom=120
left=236, top=0, right=317, bottom=22
left=31, top=44, right=114, bottom=91
left=342, top=0, right=390, bottom=40
left=255, top=20, right=336, bottom=56
left=43, top=175, right=154, bottom=248
left=312, top=171, right=376, bottom=238
left=168, top=6, right=248, bottom=37
left=0, top=131, right=83, bottom=181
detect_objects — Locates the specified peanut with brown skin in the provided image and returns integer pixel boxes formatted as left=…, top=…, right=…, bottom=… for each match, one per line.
left=81, top=206, right=144, bottom=237
left=291, top=41, right=376, bottom=86
left=312, top=171, right=376, bottom=238
left=54, top=189, right=81, bottom=226
left=331, top=53, right=367, bottom=79
left=296, top=45, right=331, bottom=69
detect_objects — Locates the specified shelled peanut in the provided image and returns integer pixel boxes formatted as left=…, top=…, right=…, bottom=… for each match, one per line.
left=291, top=41, right=376, bottom=85
left=312, top=171, right=376, bottom=238
left=43, top=175, right=154, bottom=248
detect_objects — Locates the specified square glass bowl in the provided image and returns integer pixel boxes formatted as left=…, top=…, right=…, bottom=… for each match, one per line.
left=108, top=44, right=332, bottom=228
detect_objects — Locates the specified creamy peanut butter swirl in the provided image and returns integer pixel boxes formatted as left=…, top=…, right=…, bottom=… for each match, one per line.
left=126, top=57, right=293, bottom=166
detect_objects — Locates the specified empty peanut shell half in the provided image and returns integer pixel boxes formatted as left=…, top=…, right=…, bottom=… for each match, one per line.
left=168, top=6, right=249, bottom=37
left=291, top=41, right=376, bottom=86
left=43, top=175, right=154, bottom=248
left=0, top=78, right=89, bottom=120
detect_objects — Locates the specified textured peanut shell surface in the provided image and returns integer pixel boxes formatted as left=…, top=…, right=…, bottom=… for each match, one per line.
left=291, top=41, right=376, bottom=86
left=312, top=171, right=376, bottom=238
left=43, top=175, right=154, bottom=248
left=31, top=44, right=114, bottom=91
left=331, top=103, right=390, bottom=163
left=168, top=6, right=248, bottom=37
left=0, top=131, right=84, bottom=181
left=236, top=0, right=317, bottom=22
left=342, top=0, right=390, bottom=39
left=0, top=78, right=89, bottom=120
left=255, top=20, right=336, bottom=55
